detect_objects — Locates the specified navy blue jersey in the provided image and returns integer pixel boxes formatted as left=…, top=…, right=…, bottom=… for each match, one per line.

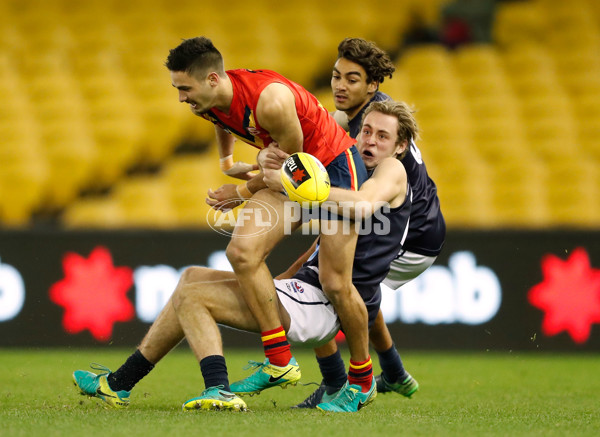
left=348, top=91, right=445, bottom=256
left=293, top=184, right=412, bottom=326
left=401, top=140, right=445, bottom=256
left=348, top=91, right=391, bottom=139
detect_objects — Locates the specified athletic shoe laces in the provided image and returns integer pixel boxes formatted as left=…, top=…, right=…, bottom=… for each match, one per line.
left=89, top=363, right=111, bottom=375
left=242, top=360, right=267, bottom=371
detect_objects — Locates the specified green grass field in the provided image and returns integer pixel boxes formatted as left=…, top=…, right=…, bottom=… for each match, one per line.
left=1, top=348, right=599, bottom=436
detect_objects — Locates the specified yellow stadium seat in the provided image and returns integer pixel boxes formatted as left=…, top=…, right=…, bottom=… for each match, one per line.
left=538, top=0, right=596, bottom=32
left=453, top=44, right=503, bottom=77
left=544, top=159, right=599, bottom=227
left=274, top=28, right=330, bottom=86
left=507, top=72, right=562, bottom=99
left=313, top=88, right=337, bottom=114
left=501, top=43, right=562, bottom=97
left=408, top=0, right=450, bottom=29
left=469, top=121, right=527, bottom=163
left=467, top=93, right=519, bottom=120
left=399, top=45, right=453, bottom=77
left=86, top=99, right=145, bottom=188
left=112, top=175, right=178, bottom=228
left=181, top=117, right=218, bottom=145
left=357, top=0, right=412, bottom=51
left=526, top=122, right=580, bottom=163
left=518, top=94, right=574, bottom=124
left=551, top=48, right=600, bottom=92
left=577, top=120, right=600, bottom=161
left=489, top=158, right=549, bottom=227
left=582, top=0, right=600, bottom=22
left=42, top=124, right=98, bottom=209
left=407, top=72, right=461, bottom=102
left=379, top=69, right=411, bottom=102
left=135, top=95, right=188, bottom=166
left=61, top=197, right=124, bottom=229
left=493, top=1, right=546, bottom=47
left=545, top=24, right=600, bottom=53
left=0, top=117, right=42, bottom=157
left=162, top=154, right=229, bottom=227
left=410, top=94, right=463, bottom=121
left=0, top=156, right=48, bottom=226
left=457, top=71, right=512, bottom=99
left=434, top=158, right=495, bottom=227
left=417, top=118, right=473, bottom=155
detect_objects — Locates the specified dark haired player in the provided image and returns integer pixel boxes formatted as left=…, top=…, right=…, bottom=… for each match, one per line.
left=293, top=38, right=446, bottom=408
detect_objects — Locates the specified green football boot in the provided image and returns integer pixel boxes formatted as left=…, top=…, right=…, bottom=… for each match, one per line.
left=316, top=377, right=376, bottom=413
left=230, top=357, right=301, bottom=396
left=376, top=372, right=419, bottom=398
left=72, top=363, right=130, bottom=408
left=182, top=386, right=247, bottom=412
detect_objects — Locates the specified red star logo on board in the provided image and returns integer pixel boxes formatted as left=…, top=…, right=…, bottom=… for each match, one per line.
left=292, top=169, right=306, bottom=182
left=528, top=247, right=600, bottom=344
left=49, top=246, right=135, bottom=342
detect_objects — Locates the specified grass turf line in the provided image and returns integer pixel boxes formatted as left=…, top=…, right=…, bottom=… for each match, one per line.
left=0, top=348, right=599, bottom=436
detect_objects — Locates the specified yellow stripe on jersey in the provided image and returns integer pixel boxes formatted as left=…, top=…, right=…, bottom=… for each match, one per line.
left=345, top=148, right=359, bottom=191
left=248, top=111, right=265, bottom=148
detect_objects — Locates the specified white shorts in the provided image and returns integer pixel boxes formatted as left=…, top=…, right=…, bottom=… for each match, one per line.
left=274, top=279, right=340, bottom=347
left=382, top=250, right=437, bottom=290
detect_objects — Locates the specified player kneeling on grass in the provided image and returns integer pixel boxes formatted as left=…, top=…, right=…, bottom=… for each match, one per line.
left=72, top=101, right=414, bottom=413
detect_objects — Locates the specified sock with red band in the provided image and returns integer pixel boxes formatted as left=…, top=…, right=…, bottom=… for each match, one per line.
left=261, top=326, right=292, bottom=367
left=348, top=357, right=373, bottom=393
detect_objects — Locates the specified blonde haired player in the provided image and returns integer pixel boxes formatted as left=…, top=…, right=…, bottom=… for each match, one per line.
left=261, top=100, right=422, bottom=411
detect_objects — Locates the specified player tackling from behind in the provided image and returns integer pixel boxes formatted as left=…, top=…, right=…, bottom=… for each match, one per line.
left=72, top=100, right=416, bottom=413
left=290, top=37, right=447, bottom=408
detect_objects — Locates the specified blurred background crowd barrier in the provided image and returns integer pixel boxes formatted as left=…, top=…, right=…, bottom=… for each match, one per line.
left=0, top=230, right=598, bottom=350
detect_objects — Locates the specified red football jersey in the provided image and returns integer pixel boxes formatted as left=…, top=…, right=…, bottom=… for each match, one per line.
left=200, top=69, right=355, bottom=167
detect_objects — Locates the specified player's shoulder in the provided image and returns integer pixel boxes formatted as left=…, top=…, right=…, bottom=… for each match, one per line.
left=373, top=91, right=392, bottom=103
left=373, top=157, right=406, bottom=179
left=259, top=81, right=295, bottom=104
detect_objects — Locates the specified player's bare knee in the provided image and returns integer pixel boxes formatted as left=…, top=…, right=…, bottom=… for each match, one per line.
left=226, top=240, right=261, bottom=272
left=179, top=266, right=210, bottom=285
left=319, top=272, right=352, bottom=303
left=171, top=283, right=186, bottom=313
left=172, top=267, right=206, bottom=310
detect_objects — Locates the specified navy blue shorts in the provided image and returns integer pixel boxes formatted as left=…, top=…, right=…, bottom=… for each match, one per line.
left=313, top=145, right=367, bottom=221
left=325, top=145, right=367, bottom=190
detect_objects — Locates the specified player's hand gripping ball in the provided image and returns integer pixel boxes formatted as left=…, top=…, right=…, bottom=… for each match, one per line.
left=280, top=153, right=330, bottom=204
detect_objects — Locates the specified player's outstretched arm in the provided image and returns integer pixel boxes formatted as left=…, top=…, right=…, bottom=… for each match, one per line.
left=327, top=157, right=407, bottom=218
